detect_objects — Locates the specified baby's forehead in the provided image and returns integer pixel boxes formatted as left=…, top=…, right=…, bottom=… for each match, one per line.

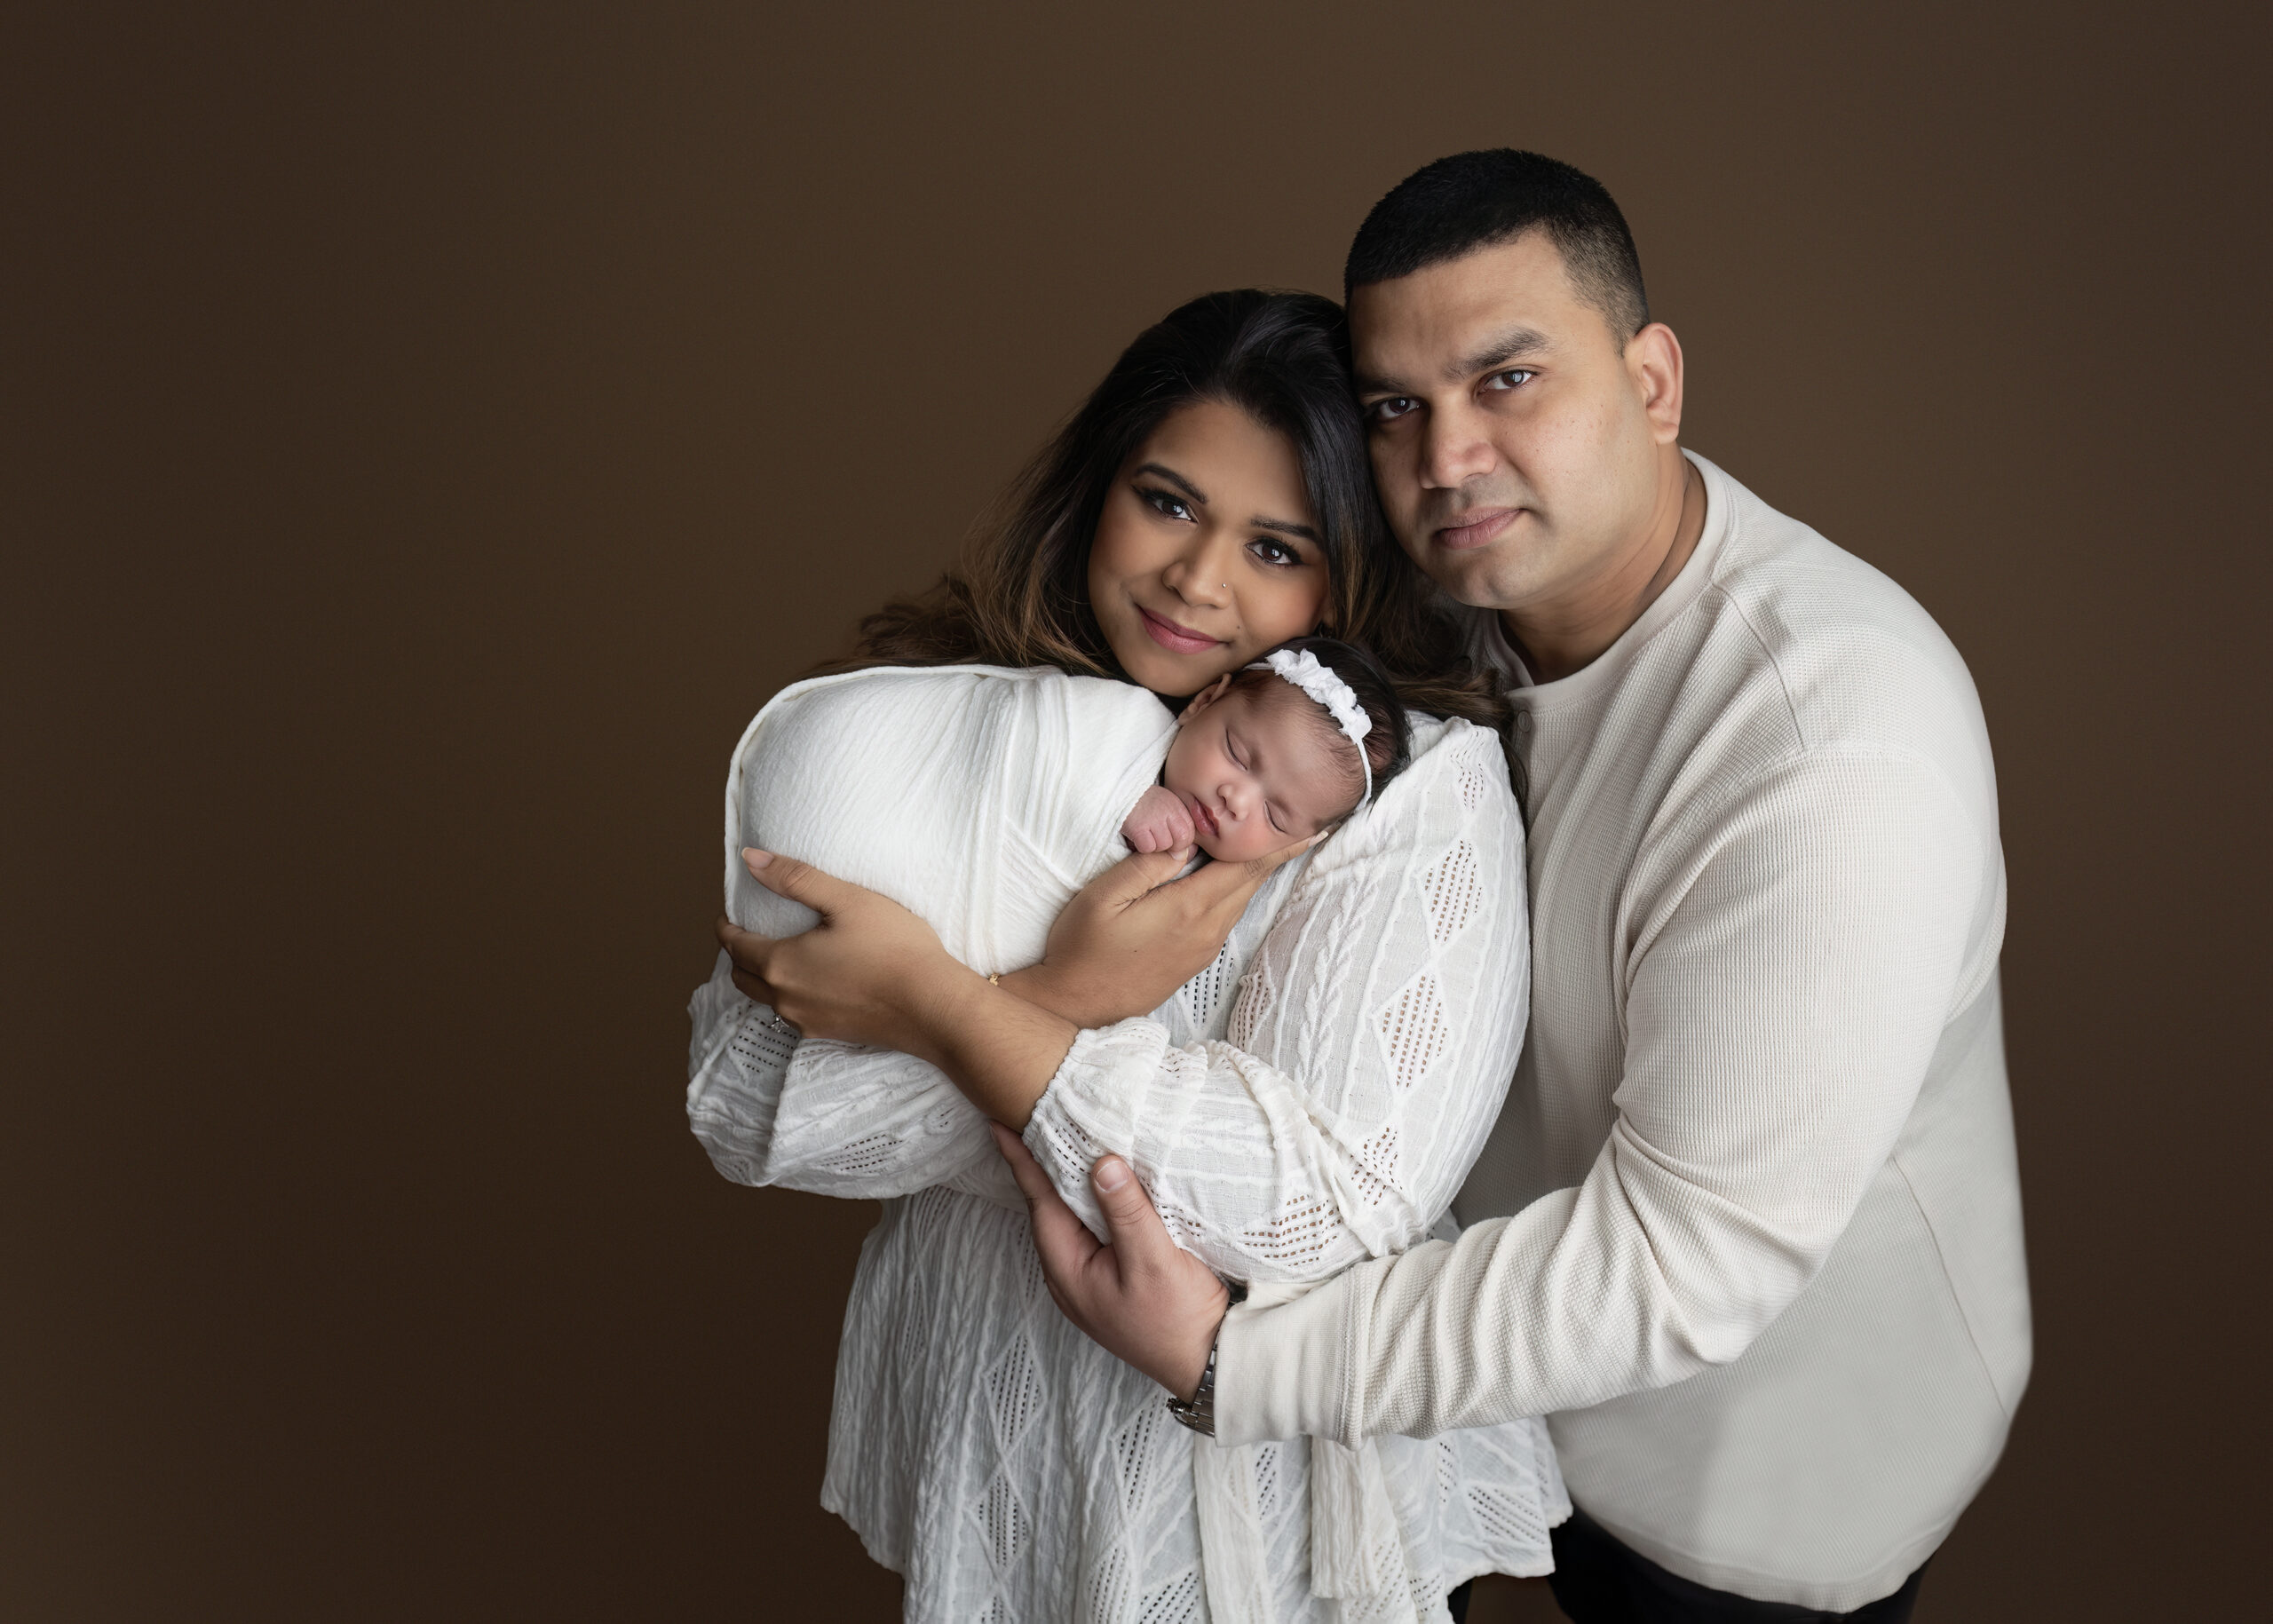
left=1226, top=678, right=1357, bottom=797
left=1225, top=673, right=1320, bottom=739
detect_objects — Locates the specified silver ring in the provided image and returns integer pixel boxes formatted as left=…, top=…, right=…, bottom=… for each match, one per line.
left=764, top=1013, right=801, bottom=1040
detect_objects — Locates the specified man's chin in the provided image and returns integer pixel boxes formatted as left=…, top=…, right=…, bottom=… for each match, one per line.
left=1422, top=551, right=1525, bottom=612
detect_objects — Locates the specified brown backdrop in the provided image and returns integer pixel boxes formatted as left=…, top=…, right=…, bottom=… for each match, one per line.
left=9, top=4, right=2267, bottom=1620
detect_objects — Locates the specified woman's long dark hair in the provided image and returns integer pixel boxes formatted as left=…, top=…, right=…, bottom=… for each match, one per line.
left=840, top=289, right=1509, bottom=737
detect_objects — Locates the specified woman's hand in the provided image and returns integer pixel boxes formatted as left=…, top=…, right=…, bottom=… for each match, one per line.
left=718, top=849, right=1082, bottom=1127
left=1004, top=839, right=1316, bottom=1030
left=717, top=849, right=972, bottom=1065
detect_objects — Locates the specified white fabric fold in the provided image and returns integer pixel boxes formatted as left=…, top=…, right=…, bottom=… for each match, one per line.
left=1190, top=1282, right=1430, bottom=1624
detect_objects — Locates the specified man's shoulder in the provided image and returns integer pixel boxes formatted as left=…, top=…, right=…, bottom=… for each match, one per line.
left=1699, top=463, right=1990, bottom=767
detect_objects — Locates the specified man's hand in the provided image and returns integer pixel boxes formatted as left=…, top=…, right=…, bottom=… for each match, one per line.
left=992, top=1124, right=1227, bottom=1400
left=1121, top=785, right=1197, bottom=857
left=1005, top=837, right=1316, bottom=1029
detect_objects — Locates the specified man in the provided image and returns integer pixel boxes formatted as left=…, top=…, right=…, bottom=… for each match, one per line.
left=996, top=152, right=2029, bottom=1620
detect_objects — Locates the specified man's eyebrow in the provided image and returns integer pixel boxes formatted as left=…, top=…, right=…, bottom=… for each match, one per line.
left=1132, top=463, right=1207, bottom=504
left=1449, top=326, right=1552, bottom=382
left=1351, top=326, right=1552, bottom=398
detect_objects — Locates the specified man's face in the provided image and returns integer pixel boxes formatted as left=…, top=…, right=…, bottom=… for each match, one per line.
left=1349, top=232, right=1671, bottom=614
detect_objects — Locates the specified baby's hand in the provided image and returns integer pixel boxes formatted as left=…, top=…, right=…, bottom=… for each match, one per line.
left=1121, top=785, right=1196, bottom=855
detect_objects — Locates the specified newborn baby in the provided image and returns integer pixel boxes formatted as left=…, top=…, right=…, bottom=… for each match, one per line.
left=1123, top=637, right=1411, bottom=862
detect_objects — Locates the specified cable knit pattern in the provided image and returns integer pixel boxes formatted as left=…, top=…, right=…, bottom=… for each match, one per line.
left=687, top=666, right=1559, bottom=1623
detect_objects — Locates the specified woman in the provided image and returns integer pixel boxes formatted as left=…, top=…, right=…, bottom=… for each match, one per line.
left=689, top=291, right=1564, bottom=1622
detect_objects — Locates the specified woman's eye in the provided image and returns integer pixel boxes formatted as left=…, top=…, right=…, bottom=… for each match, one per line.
left=1366, top=396, right=1417, bottom=424
left=1484, top=368, right=1535, bottom=392
left=1139, top=487, right=1193, bottom=521
left=1247, top=537, right=1300, bottom=567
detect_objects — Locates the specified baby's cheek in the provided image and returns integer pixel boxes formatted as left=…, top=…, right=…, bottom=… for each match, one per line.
left=1208, top=826, right=1273, bottom=864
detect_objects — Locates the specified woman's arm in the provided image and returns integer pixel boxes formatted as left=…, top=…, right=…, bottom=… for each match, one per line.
left=724, top=720, right=1528, bottom=1286
left=718, top=838, right=1310, bottom=1124
left=687, top=950, right=1008, bottom=1200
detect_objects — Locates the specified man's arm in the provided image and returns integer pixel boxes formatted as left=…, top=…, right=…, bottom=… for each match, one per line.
left=994, top=1128, right=1227, bottom=1401
left=1013, top=747, right=1994, bottom=1436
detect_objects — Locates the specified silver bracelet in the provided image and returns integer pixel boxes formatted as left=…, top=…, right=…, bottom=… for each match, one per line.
left=1165, top=1281, right=1245, bottom=1437
left=1165, top=1338, right=1220, bottom=1437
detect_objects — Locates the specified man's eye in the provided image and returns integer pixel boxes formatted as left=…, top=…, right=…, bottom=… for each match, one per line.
left=1140, top=487, right=1193, bottom=520
left=1484, top=368, right=1535, bottom=392
left=1366, top=397, right=1417, bottom=424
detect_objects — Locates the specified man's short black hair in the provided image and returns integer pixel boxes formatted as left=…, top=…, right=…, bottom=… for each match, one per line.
left=1345, top=150, right=1649, bottom=344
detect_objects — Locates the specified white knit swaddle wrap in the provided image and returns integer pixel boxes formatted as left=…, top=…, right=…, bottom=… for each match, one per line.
left=723, top=665, right=1171, bottom=973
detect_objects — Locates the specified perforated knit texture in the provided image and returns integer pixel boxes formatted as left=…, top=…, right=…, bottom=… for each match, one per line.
left=688, top=685, right=1554, bottom=1622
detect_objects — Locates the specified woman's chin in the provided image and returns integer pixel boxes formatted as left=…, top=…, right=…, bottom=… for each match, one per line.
left=1120, top=655, right=1215, bottom=699
left=1105, top=627, right=1232, bottom=697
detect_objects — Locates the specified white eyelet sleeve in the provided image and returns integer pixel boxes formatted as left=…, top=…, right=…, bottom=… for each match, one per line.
left=686, top=951, right=1017, bottom=1205
left=1021, top=716, right=1531, bottom=1284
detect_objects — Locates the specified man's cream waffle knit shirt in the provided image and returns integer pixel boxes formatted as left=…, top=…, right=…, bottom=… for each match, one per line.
left=1214, top=453, right=2030, bottom=1612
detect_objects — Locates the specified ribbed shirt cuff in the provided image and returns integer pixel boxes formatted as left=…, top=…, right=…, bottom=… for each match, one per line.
left=1212, top=1271, right=1357, bottom=1447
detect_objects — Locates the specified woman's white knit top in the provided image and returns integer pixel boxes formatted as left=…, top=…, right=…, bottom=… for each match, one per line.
left=1212, top=456, right=2030, bottom=1612
left=687, top=665, right=1562, bottom=1624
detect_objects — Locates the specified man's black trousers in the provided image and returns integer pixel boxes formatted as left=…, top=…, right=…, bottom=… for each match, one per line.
left=1445, top=1506, right=1928, bottom=1623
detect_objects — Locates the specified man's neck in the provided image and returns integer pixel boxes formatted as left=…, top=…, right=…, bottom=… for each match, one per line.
left=1501, top=453, right=1707, bottom=685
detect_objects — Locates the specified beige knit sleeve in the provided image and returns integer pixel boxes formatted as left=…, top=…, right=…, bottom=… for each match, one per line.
left=1216, top=744, right=1994, bottom=1445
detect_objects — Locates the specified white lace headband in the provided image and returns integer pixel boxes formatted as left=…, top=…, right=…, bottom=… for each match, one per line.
left=1248, top=646, right=1374, bottom=806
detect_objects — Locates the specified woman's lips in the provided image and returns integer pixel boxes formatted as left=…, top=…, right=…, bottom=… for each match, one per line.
left=1137, top=605, right=1224, bottom=654
left=1435, top=507, right=1519, bottom=551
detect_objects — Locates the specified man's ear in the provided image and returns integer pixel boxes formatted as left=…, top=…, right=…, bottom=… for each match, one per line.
left=1176, top=673, right=1234, bottom=724
left=1626, top=321, right=1685, bottom=445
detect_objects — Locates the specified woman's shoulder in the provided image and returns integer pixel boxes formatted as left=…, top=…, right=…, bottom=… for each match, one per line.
left=1323, top=709, right=1519, bottom=860
left=1398, top=710, right=1515, bottom=802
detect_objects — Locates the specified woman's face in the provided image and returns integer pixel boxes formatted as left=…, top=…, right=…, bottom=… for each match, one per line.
left=1086, top=400, right=1332, bottom=697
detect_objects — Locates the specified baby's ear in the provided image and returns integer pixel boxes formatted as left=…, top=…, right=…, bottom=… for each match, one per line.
left=1178, top=673, right=1234, bottom=723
